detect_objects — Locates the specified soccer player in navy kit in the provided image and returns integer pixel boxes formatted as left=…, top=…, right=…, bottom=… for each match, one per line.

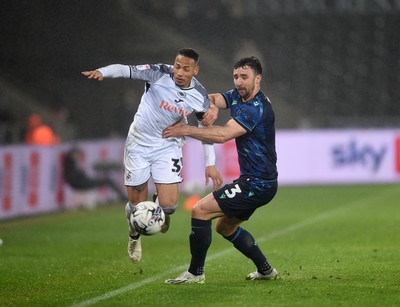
left=163, top=56, right=279, bottom=283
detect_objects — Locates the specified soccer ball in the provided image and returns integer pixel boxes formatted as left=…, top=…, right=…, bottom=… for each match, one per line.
left=130, top=201, right=165, bottom=235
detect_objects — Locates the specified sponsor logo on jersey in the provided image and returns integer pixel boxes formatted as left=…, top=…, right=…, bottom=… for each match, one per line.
left=159, top=100, right=191, bottom=116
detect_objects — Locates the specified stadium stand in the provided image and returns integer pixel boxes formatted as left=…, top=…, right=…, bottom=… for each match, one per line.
left=0, top=0, right=399, bottom=145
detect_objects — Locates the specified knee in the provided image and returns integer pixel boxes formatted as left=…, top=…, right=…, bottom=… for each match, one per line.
left=155, top=193, right=178, bottom=215
left=191, top=201, right=205, bottom=219
left=215, top=220, right=238, bottom=237
left=162, top=204, right=177, bottom=215
left=215, top=223, right=230, bottom=236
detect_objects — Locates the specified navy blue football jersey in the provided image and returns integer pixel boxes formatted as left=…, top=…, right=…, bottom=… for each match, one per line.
left=222, top=89, right=278, bottom=181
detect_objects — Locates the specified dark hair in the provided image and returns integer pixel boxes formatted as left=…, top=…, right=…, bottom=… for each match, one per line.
left=234, top=56, right=262, bottom=75
left=177, top=48, right=200, bottom=64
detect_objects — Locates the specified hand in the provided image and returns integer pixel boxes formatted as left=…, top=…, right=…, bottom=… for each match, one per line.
left=81, top=70, right=104, bottom=81
left=205, top=165, right=223, bottom=191
left=162, top=122, right=186, bottom=138
left=202, top=104, right=219, bottom=127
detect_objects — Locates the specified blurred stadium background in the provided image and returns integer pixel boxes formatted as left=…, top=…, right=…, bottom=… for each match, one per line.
left=1, top=0, right=400, bottom=220
left=1, top=0, right=399, bottom=143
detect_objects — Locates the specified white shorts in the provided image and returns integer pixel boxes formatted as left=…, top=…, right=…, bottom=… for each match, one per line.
left=124, top=140, right=183, bottom=186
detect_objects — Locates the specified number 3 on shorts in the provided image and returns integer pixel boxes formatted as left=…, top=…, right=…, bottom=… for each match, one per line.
left=225, top=184, right=242, bottom=198
left=171, top=158, right=182, bottom=174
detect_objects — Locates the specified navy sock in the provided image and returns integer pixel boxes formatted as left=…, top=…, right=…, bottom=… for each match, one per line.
left=188, top=218, right=212, bottom=276
left=224, top=227, right=272, bottom=275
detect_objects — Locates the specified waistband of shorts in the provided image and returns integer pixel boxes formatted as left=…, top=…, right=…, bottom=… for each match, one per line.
left=236, top=176, right=277, bottom=183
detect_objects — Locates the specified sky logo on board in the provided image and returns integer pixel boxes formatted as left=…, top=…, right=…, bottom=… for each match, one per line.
left=331, top=140, right=387, bottom=173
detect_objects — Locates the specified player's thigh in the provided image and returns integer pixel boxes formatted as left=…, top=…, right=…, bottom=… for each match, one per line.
left=151, top=144, right=183, bottom=184
left=192, top=193, right=224, bottom=220
left=155, top=183, right=179, bottom=206
left=124, top=142, right=151, bottom=186
left=212, top=179, right=274, bottom=221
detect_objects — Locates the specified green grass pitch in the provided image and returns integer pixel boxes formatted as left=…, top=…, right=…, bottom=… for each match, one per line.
left=1, top=184, right=399, bottom=306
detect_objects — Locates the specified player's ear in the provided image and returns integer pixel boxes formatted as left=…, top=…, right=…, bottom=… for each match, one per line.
left=194, top=65, right=200, bottom=76
left=255, top=74, right=262, bottom=84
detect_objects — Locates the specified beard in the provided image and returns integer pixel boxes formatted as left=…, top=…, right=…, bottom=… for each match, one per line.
left=238, top=87, right=251, bottom=100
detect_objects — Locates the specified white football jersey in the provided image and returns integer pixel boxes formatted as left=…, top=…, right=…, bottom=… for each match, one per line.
left=98, top=64, right=210, bottom=146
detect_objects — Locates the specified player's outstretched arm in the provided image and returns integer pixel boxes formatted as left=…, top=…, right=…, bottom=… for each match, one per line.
left=81, top=70, right=104, bottom=81
left=163, top=119, right=246, bottom=144
left=82, top=64, right=131, bottom=80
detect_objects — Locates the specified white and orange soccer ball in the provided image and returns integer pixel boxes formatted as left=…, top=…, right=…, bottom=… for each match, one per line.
left=130, top=201, right=165, bottom=235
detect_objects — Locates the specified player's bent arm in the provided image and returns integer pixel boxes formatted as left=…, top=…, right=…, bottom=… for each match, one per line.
left=97, top=64, right=131, bottom=79
left=209, top=93, right=228, bottom=109
left=202, top=104, right=219, bottom=127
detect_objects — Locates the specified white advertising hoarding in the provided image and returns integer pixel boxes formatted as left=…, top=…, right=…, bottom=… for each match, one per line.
left=0, top=140, right=125, bottom=220
left=276, top=130, right=400, bottom=184
left=1, top=129, right=399, bottom=220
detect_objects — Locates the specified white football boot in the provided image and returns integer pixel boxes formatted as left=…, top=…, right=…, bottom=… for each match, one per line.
left=125, top=202, right=142, bottom=263
left=127, top=236, right=142, bottom=263
left=246, top=268, right=279, bottom=280
left=165, top=271, right=205, bottom=284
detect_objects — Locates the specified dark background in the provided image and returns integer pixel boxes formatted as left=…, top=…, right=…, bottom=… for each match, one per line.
left=1, top=0, right=399, bottom=144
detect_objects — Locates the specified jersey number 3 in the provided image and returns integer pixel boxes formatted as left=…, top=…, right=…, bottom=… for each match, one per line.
left=225, top=184, right=242, bottom=198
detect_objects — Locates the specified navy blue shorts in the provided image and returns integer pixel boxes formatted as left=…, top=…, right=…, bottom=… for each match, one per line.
left=213, top=177, right=278, bottom=221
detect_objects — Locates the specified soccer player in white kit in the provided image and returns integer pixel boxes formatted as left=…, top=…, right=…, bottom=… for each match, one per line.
left=82, top=49, right=223, bottom=263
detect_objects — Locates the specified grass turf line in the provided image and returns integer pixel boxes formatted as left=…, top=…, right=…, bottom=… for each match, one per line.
left=0, top=185, right=399, bottom=306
